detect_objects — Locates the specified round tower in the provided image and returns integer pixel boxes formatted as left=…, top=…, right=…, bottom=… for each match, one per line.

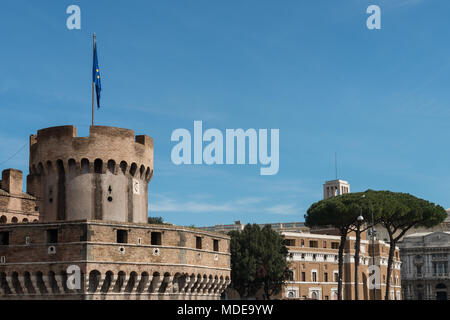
left=26, top=125, right=154, bottom=223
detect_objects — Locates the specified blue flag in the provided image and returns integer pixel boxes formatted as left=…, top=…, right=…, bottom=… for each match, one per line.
left=93, top=44, right=101, bottom=108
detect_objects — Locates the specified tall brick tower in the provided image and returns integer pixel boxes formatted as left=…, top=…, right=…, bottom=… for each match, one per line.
left=26, top=125, right=153, bottom=223
left=0, top=125, right=230, bottom=300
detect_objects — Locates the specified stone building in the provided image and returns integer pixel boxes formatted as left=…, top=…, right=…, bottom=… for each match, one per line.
left=0, top=125, right=230, bottom=300
left=399, top=231, right=450, bottom=300
left=207, top=178, right=402, bottom=300
left=281, top=231, right=401, bottom=300
left=0, top=169, right=39, bottom=224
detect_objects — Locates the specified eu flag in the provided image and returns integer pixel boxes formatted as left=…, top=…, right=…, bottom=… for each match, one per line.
left=93, top=44, right=101, bottom=108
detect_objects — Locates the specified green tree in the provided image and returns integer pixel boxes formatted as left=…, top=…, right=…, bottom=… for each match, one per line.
left=306, top=190, right=447, bottom=301
left=371, top=191, right=447, bottom=299
left=229, top=224, right=288, bottom=299
left=305, top=193, right=369, bottom=300
left=148, top=216, right=164, bottom=224
left=259, top=225, right=289, bottom=299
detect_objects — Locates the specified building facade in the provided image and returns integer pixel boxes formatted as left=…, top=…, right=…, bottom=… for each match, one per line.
left=0, top=125, right=231, bottom=300
left=281, top=231, right=401, bottom=300
left=399, top=231, right=450, bottom=300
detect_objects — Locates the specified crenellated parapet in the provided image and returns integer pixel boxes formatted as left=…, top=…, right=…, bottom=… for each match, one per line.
left=26, top=125, right=154, bottom=223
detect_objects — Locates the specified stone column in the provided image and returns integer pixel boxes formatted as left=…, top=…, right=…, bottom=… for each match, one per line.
left=179, top=276, right=191, bottom=299
left=164, top=275, right=174, bottom=295
left=5, top=276, right=15, bottom=294
left=130, top=276, right=141, bottom=294
left=116, top=275, right=129, bottom=293
left=204, top=277, right=214, bottom=295
left=141, top=276, right=153, bottom=293
left=54, top=274, right=65, bottom=294
left=42, top=275, right=53, bottom=294
left=101, top=274, right=115, bottom=294
left=30, top=274, right=40, bottom=294
left=151, top=276, right=163, bottom=294
left=213, top=278, right=224, bottom=295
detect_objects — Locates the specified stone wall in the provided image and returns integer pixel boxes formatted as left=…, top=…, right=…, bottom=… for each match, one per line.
left=0, top=220, right=231, bottom=300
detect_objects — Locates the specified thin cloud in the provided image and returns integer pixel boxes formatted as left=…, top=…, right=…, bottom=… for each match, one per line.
left=149, top=193, right=299, bottom=216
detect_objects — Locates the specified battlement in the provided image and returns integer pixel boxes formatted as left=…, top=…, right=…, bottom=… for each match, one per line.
left=30, top=125, right=153, bottom=173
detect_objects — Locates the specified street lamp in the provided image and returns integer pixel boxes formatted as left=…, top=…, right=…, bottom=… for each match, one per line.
left=354, top=201, right=364, bottom=300
left=362, top=194, right=377, bottom=300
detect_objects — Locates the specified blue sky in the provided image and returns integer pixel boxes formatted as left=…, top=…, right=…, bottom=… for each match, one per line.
left=1, top=0, right=449, bottom=226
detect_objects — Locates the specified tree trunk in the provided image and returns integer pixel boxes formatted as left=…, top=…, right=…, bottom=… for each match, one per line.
left=384, top=232, right=396, bottom=300
left=354, top=228, right=361, bottom=300
left=338, top=231, right=347, bottom=300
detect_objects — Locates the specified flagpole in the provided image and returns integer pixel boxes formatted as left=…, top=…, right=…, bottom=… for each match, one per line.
left=92, top=32, right=96, bottom=126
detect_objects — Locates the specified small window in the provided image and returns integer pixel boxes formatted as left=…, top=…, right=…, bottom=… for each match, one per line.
left=213, top=239, right=219, bottom=252
left=46, top=229, right=58, bottom=244
left=301, top=272, right=306, bottom=282
left=151, top=232, right=161, bottom=245
left=0, top=232, right=9, bottom=245
left=309, top=240, right=318, bottom=248
left=331, top=242, right=339, bottom=249
left=196, top=236, right=202, bottom=249
left=312, top=272, right=317, bottom=282
left=300, top=239, right=305, bottom=247
left=288, top=270, right=294, bottom=281
left=284, top=239, right=296, bottom=246
left=324, top=272, right=328, bottom=282
left=334, top=272, right=339, bottom=282
left=323, top=240, right=327, bottom=248
left=117, top=230, right=128, bottom=244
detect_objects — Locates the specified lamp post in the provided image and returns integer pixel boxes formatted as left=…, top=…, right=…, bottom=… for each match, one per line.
left=370, top=203, right=376, bottom=300
left=354, top=209, right=364, bottom=300
left=362, top=194, right=377, bottom=300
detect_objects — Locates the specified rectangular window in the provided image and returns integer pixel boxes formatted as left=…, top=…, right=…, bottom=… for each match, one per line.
left=301, top=272, right=306, bottom=282
left=331, top=242, right=339, bottom=249
left=196, top=236, right=202, bottom=249
left=309, top=240, right=318, bottom=248
left=312, top=272, right=317, bottom=282
left=0, top=232, right=9, bottom=245
left=323, top=240, right=327, bottom=248
left=324, top=272, right=328, bottom=282
left=213, top=239, right=219, bottom=252
left=151, top=232, right=162, bottom=245
left=334, top=272, right=339, bottom=282
left=284, top=239, right=296, bottom=246
left=46, top=229, right=58, bottom=244
left=116, top=230, right=128, bottom=244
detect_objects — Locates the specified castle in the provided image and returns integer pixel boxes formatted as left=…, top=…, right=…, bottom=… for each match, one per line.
left=0, top=125, right=231, bottom=300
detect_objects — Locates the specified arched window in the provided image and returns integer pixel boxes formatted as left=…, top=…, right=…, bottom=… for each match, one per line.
left=94, top=159, right=103, bottom=174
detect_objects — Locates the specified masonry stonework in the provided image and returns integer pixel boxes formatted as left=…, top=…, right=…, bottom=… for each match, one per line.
left=0, top=125, right=231, bottom=300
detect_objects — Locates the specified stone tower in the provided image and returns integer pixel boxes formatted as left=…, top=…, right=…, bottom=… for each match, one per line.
left=26, top=125, right=154, bottom=223
left=323, top=179, right=350, bottom=200
left=0, top=125, right=230, bottom=300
